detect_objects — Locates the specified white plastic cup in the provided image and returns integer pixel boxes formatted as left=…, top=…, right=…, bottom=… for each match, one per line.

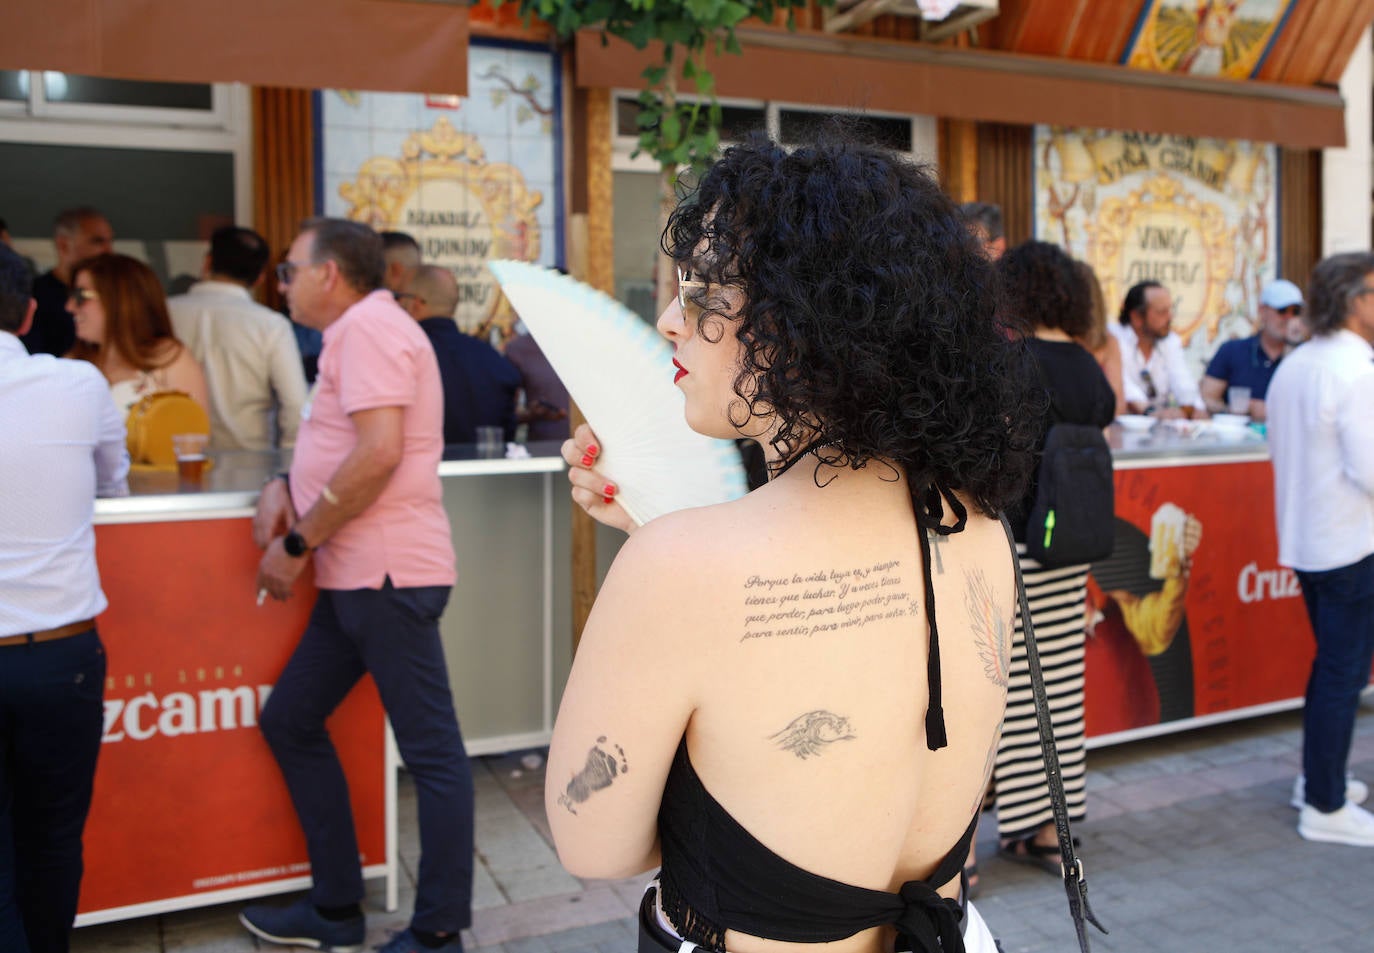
left=1227, top=385, right=1251, bottom=414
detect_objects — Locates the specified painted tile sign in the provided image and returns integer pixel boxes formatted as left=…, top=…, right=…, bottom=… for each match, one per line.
left=322, top=43, right=559, bottom=341
left=1034, top=127, right=1277, bottom=373
left=1123, top=0, right=1295, bottom=78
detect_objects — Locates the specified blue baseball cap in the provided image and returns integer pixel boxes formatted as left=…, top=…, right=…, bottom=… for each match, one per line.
left=1260, top=279, right=1304, bottom=310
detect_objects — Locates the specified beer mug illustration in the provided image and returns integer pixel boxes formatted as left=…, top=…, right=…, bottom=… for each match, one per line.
left=1149, top=502, right=1188, bottom=579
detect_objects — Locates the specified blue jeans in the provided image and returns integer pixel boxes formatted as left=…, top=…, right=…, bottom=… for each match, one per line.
left=260, top=582, right=473, bottom=933
left=1295, top=553, right=1374, bottom=813
left=0, top=629, right=106, bottom=953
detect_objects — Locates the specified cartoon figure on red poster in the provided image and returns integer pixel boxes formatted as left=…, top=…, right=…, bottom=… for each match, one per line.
left=1085, top=505, right=1203, bottom=735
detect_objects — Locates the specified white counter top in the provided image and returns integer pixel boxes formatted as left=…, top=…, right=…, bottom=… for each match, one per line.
left=94, top=443, right=568, bottom=523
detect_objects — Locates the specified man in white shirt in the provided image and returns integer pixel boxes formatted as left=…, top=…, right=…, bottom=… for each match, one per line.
left=1111, top=281, right=1207, bottom=418
left=0, top=243, right=128, bottom=952
left=1268, top=251, right=1374, bottom=847
left=168, top=227, right=307, bottom=451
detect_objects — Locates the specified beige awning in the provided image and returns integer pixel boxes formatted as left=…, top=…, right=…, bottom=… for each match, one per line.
left=2, top=0, right=469, bottom=94
left=576, top=28, right=1346, bottom=149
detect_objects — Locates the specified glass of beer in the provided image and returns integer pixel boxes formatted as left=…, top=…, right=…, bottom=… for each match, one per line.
left=1149, top=502, right=1187, bottom=579
left=172, top=433, right=210, bottom=488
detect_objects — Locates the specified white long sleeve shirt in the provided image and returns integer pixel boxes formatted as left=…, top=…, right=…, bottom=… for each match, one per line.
left=1111, top=323, right=1204, bottom=411
left=0, top=332, right=129, bottom=636
left=168, top=281, right=307, bottom=451
left=1267, top=329, right=1374, bottom=571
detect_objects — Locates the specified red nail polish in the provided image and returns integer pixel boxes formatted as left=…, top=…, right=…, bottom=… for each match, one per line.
left=580, top=454, right=594, bottom=466
left=602, top=495, right=614, bottom=505
left=587, top=444, right=599, bottom=457
left=603, top=483, right=615, bottom=496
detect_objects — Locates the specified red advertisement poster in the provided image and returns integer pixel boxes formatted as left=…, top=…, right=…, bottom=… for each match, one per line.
left=80, top=519, right=385, bottom=916
left=1085, top=461, right=1319, bottom=740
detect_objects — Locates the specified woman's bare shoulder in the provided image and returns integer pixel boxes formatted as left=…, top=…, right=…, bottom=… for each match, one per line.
left=630, top=491, right=762, bottom=554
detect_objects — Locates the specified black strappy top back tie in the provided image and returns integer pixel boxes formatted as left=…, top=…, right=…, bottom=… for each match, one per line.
left=912, top=480, right=967, bottom=752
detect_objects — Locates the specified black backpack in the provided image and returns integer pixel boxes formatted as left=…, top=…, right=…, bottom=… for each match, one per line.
left=1024, top=415, right=1115, bottom=568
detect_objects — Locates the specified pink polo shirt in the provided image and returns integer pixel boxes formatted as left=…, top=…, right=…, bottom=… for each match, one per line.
left=289, top=290, right=455, bottom=590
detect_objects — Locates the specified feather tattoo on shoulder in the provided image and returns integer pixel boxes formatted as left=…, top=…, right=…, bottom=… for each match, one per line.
left=964, top=567, right=1011, bottom=688
left=769, top=710, right=856, bottom=759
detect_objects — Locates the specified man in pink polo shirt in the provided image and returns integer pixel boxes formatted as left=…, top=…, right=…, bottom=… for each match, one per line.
left=241, top=219, right=470, bottom=953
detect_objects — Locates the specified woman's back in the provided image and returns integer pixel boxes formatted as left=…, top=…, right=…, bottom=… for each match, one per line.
left=650, top=462, right=1013, bottom=953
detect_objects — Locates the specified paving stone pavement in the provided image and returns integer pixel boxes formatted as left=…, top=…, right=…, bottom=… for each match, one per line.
left=73, top=704, right=1374, bottom=953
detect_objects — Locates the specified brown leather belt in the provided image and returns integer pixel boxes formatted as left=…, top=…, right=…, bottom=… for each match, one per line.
left=0, top=619, right=96, bottom=647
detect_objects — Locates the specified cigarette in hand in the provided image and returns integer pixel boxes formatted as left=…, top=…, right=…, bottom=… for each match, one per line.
left=257, top=588, right=268, bottom=607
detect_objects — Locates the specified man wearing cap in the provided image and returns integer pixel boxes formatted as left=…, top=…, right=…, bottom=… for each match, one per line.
left=1201, top=279, right=1308, bottom=421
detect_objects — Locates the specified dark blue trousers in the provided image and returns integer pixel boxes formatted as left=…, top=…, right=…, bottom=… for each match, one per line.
left=260, top=582, right=474, bottom=933
left=1296, top=553, right=1374, bottom=813
left=0, top=629, right=106, bottom=953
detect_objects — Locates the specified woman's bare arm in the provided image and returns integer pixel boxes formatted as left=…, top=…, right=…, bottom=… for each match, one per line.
left=546, top=516, right=702, bottom=877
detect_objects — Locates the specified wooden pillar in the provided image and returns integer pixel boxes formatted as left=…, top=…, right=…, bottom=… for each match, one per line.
left=252, top=87, right=315, bottom=308
left=566, top=85, right=614, bottom=652
left=1278, top=148, right=1322, bottom=286
left=975, top=123, right=1034, bottom=246
left=938, top=118, right=979, bottom=204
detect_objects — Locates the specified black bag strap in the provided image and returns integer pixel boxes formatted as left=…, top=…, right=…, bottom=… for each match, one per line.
left=998, top=512, right=1108, bottom=953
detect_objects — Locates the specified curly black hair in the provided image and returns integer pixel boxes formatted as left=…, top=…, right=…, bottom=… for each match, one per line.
left=664, top=132, right=1042, bottom=518
left=997, top=240, right=1094, bottom=339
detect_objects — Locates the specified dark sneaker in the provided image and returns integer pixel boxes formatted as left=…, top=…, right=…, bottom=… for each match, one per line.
left=239, top=896, right=365, bottom=952
left=376, top=928, right=464, bottom=953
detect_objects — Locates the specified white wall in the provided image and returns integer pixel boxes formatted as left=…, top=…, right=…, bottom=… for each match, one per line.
left=1322, top=27, right=1372, bottom=256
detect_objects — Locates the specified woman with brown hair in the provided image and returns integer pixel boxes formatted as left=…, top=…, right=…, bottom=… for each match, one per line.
left=67, top=253, right=208, bottom=413
left=1073, top=260, right=1126, bottom=416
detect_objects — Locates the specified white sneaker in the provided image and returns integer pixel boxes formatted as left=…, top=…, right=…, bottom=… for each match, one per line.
left=1291, top=774, right=1370, bottom=809
left=1298, top=801, right=1374, bottom=847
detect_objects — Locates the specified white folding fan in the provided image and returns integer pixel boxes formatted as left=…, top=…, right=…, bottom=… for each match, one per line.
left=488, top=260, right=749, bottom=526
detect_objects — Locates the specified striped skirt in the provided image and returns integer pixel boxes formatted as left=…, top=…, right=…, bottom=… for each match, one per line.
left=993, top=544, right=1088, bottom=841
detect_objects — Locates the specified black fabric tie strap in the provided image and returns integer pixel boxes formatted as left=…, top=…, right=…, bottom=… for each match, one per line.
left=913, top=481, right=966, bottom=751
left=895, top=881, right=965, bottom=953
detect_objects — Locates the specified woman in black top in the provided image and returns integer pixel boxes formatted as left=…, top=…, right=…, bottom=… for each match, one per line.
left=549, top=133, right=1043, bottom=953
left=992, top=241, right=1116, bottom=874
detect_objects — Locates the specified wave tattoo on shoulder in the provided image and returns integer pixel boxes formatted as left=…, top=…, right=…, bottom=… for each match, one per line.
left=769, top=710, right=856, bottom=759
left=557, top=736, right=628, bottom=815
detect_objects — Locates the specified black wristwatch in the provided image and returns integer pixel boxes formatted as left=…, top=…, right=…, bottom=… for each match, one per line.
left=283, top=529, right=311, bottom=558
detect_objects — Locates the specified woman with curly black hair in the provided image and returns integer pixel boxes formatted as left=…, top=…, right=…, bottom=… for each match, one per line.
left=993, top=241, right=1115, bottom=876
left=548, top=132, right=1041, bottom=953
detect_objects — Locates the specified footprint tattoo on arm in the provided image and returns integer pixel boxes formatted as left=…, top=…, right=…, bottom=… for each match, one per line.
left=558, top=736, right=628, bottom=815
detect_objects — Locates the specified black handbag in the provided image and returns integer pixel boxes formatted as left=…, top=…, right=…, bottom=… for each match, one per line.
left=1023, top=418, right=1115, bottom=568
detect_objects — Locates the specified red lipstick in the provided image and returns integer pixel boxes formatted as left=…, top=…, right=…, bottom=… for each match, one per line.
left=673, top=358, right=688, bottom=383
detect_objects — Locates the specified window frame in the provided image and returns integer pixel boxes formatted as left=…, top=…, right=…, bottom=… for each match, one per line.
left=0, top=70, right=232, bottom=128
left=0, top=73, right=252, bottom=226
left=610, top=91, right=938, bottom=172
